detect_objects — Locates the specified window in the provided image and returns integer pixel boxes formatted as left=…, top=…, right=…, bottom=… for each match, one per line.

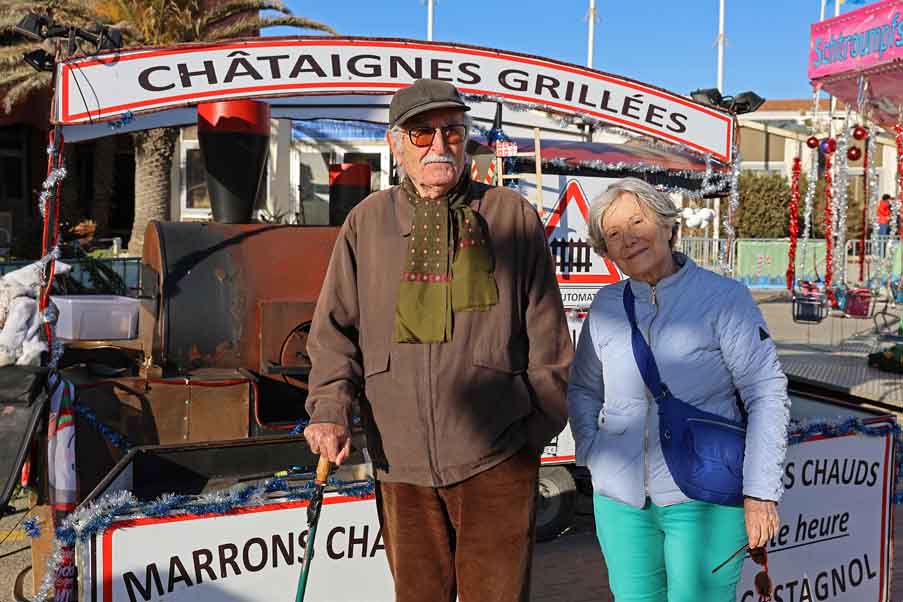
left=297, top=151, right=333, bottom=225
left=293, top=141, right=390, bottom=227
left=185, top=147, right=211, bottom=210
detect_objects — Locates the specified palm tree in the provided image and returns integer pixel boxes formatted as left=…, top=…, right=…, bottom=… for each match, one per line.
left=1, top=1, right=125, bottom=243
left=93, top=0, right=336, bottom=253
left=2, top=0, right=335, bottom=254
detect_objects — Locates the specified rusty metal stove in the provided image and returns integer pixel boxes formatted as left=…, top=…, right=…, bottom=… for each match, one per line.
left=141, top=221, right=338, bottom=383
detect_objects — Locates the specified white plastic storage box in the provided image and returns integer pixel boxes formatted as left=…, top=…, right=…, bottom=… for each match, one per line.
left=51, top=295, right=140, bottom=340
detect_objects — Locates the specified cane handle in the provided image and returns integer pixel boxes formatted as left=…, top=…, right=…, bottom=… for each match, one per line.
left=316, top=456, right=331, bottom=484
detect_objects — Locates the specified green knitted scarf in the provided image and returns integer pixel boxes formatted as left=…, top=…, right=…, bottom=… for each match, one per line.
left=394, top=175, right=499, bottom=343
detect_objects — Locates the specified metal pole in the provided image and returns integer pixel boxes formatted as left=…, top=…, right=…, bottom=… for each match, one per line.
left=829, top=0, right=840, bottom=121
left=587, top=0, right=596, bottom=68
left=717, top=0, right=725, bottom=93
left=860, top=137, right=869, bottom=282
left=427, top=0, right=434, bottom=41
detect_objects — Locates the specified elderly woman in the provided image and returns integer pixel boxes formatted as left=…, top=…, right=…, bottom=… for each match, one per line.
left=568, top=177, right=790, bottom=602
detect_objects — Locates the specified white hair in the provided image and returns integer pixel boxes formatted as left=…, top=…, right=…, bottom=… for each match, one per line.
left=587, top=177, right=680, bottom=256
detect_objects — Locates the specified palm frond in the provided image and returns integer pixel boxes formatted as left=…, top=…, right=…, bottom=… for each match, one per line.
left=0, top=64, right=35, bottom=92
left=259, top=15, right=335, bottom=35
left=2, top=69, right=50, bottom=112
left=0, top=41, right=40, bottom=67
left=0, top=8, right=27, bottom=33
left=208, top=14, right=335, bottom=40
left=198, top=0, right=290, bottom=32
left=0, top=68, right=33, bottom=88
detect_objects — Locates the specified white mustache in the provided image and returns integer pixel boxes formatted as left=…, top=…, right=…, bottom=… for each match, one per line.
left=422, top=153, right=455, bottom=165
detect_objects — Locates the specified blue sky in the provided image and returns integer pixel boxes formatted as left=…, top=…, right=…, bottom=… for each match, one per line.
left=279, top=0, right=870, bottom=102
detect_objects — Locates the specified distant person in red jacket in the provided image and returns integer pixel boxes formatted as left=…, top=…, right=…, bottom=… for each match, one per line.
left=877, top=194, right=891, bottom=236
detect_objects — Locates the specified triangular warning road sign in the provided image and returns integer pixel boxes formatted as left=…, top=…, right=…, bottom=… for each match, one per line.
left=545, top=180, right=621, bottom=285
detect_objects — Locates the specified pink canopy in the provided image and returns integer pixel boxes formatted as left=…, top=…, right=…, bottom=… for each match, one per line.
left=809, top=0, right=903, bottom=129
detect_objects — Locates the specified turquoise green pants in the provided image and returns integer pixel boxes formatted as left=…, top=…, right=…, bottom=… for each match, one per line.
left=593, top=494, right=747, bottom=602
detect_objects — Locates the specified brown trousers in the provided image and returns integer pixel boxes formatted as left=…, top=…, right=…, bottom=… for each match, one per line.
left=375, top=447, right=540, bottom=602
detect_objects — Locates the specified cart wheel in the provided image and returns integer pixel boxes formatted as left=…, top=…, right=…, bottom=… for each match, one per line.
left=279, top=321, right=312, bottom=390
left=535, top=466, right=576, bottom=542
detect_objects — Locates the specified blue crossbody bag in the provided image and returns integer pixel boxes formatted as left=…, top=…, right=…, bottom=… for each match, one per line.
left=623, top=282, right=746, bottom=507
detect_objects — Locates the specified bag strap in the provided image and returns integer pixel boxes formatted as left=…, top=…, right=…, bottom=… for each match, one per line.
left=622, top=282, right=667, bottom=400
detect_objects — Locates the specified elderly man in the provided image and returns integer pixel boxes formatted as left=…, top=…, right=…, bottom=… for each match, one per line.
left=304, top=79, right=572, bottom=601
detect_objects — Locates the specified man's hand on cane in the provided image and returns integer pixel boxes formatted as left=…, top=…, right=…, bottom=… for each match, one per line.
left=303, top=423, right=352, bottom=465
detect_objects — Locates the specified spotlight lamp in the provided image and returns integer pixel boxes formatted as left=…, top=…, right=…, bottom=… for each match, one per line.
left=13, top=13, right=48, bottom=40
left=729, top=91, right=766, bottom=115
left=22, top=48, right=55, bottom=72
left=98, top=27, right=123, bottom=51
left=13, top=11, right=123, bottom=59
left=690, top=88, right=724, bottom=108
left=689, top=88, right=765, bottom=115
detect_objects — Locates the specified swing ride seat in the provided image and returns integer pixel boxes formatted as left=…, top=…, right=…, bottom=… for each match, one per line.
left=842, top=288, right=874, bottom=319
left=792, top=292, right=829, bottom=324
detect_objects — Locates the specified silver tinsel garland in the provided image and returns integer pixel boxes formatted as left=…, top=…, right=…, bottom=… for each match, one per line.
left=833, top=122, right=850, bottom=284
left=798, top=146, right=818, bottom=273
left=719, top=144, right=741, bottom=275
left=39, top=141, right=66, bottom=220
left=866, top=132, right=883, bottom=280
left=38, top=167, right=67, bottom=220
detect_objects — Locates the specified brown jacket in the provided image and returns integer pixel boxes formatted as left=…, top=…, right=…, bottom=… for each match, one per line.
left=306, top=182, right=573, bottom=487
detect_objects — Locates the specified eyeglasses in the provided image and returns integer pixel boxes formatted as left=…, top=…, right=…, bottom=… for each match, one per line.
left=712, top=544, right=773, bottom=601
left=406, top=124, right=467, bottom=147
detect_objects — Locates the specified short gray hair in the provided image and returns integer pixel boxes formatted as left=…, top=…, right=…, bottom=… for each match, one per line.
left=587, top=177, right=679, bottom=256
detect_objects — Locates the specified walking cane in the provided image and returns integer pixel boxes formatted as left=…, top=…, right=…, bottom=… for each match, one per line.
left=295, top=456, right=331, bottom=602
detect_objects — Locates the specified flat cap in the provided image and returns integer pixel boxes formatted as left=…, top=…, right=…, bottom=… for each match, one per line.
left=389, top=79, right=470, bottom=127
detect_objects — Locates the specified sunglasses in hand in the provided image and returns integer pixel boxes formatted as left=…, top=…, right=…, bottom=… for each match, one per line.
left=711, top=544, right=773, bottom=601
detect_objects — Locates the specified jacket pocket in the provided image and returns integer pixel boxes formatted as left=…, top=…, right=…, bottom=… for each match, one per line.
left=597, top=411, right=631, bottom=435
left=587, top=412, right=644, bottom=505
left=472, top=346, right=527, bottom=374
left=363, top=349, right=390, bottom=377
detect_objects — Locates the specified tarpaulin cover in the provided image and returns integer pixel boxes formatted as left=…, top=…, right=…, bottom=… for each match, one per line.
left=480, top=137, right=715, bottom=173
left=0, top=366, right=47, bottom=511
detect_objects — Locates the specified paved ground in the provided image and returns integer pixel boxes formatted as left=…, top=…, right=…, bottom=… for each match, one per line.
left=758, top=295, right=903, bottom=407
left=0, top=492, right=32, bottom=602
left=2, top=298, right=902, bottom=601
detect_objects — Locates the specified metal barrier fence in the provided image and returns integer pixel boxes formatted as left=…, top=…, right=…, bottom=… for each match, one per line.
left=0, top=239, right=891, bottom=294
left=0, top=257, right=142, bottom=295
left=846, top=237, right=900, bottom=260
left=676, top=237, right=730, bottom=272
left=843, top=238, right=902, bottom=284
left=680, top=238, right=830, bottom=289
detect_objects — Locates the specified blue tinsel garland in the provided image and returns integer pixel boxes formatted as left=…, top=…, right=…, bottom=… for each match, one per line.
left=23, top=516, right=41, bottom=538
left=289, top=418, right=309, bottom=436
left=289, top=415, right=361, bottom=436
left=73, top=402, right=133, bottom=451
left=107, top=111, right=134, bottom=130
left=49, top=475, right=375, bottom=549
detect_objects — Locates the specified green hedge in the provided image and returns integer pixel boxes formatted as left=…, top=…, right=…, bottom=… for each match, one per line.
left=731, top=171, right=862, bottom=240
